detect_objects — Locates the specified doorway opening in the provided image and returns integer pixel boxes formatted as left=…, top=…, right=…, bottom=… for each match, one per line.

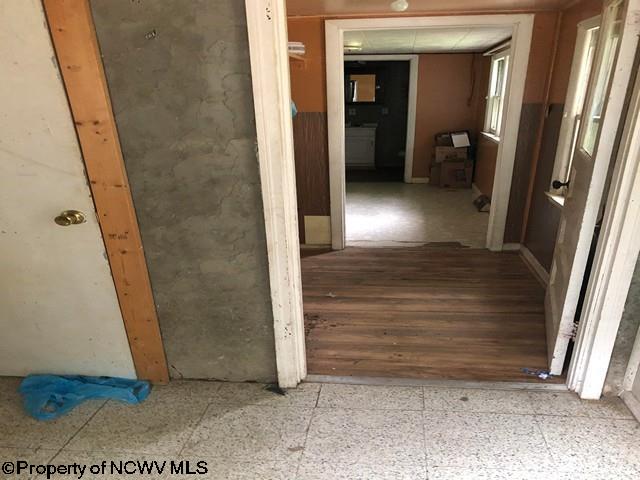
left=326, top=16, right=534, bottom=252
left=297, top=15, right=556, bottom=383
left=245, top=0, right=640, bottom=394
left=340, top=24, right=518, bottom=249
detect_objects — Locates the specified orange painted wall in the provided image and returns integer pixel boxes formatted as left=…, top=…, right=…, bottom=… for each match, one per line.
left=288, top=18, right=327, bottom=113
left=287, top=11, right=564, bottom=242
left=413, top=53, right=484, bottom=178
left=523, top=11, right=560, bottom=103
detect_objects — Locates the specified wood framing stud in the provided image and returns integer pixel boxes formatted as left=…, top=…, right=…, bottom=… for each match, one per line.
left=43, top=0, right=169, bottom=384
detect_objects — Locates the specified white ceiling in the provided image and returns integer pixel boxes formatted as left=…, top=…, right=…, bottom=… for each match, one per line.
left=343, top=26, right=512, bottom=54
left=288, top=0, right=569, bottom=17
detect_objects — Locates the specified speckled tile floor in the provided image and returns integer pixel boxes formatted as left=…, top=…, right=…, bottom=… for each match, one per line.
left=0, top=378, right=638, bottom=479
left=346, top=183, right=489, bottom=248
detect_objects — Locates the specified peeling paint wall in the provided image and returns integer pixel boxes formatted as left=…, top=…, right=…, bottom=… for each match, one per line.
left=604, top=258, right=640, bottom=395
left=89, top=0, right=277, bottom=381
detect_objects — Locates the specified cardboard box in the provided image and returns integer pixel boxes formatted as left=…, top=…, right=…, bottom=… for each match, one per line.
left=434, top=146, right=468, bottom=163
left=439, top=160, right=473, bottom=188
left=434, top=132, right=453, bottom=147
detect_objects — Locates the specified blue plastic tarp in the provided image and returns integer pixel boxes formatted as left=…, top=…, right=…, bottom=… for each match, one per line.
left=19, top=375, right=150, bottom=421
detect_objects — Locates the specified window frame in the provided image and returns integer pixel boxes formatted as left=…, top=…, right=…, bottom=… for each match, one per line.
left=483, top=49, right=511, bottom=139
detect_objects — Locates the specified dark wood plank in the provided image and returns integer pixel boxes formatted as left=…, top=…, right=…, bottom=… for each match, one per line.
left=302, top=246, right=559, bottom=383
left=292, top=112, right=330, bottom=243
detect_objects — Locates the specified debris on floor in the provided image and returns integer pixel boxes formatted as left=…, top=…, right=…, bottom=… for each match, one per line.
left=473, top=194, right=491, bottom=212
left=19, top=375, right=150, bottom=421
left=522, top=368, right=553, bottom=380
left=264, top=384, right=286, bottom=396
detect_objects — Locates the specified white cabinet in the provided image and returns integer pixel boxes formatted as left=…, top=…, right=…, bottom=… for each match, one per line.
left=346, top=126, right=376, bottom=168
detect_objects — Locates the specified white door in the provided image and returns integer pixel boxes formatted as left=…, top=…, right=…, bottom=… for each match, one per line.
left=0, top=0, right=136, bottom=377
left=545, top=0, right=630, bottom=375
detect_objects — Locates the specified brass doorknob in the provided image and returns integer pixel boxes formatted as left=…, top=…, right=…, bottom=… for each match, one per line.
left=54, top=210, right=86, bottom=226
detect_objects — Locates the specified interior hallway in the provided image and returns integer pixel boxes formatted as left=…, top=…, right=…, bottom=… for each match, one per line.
left=346, top=183, right=488, bottom=247
left=1, top=377, right=637, bottom=479
left=302, top=245, right=554, bottom=383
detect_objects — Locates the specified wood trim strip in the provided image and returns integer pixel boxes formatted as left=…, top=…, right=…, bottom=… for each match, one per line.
left=43, top=0, right=169, bottom=384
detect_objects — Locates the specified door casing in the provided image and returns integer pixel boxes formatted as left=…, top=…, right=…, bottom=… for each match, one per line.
left=245, top=0, right=640, bottom=397
left=325, top=15, right=535, bottom=251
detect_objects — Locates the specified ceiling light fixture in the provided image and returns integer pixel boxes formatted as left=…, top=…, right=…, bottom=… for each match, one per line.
left=390, top=0, right=409, bottom=12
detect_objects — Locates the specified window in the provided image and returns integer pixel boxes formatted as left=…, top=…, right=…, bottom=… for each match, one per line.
left=484, top=51, right=510, bottom=138
left=549, top=18, right=600, bottom=201
left=580, top=3, right=622, bottom=156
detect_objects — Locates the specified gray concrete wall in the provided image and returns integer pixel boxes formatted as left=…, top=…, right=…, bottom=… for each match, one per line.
left=604, top=257, right=640, bottom=395
left=90, top=0, right=277, bottom=382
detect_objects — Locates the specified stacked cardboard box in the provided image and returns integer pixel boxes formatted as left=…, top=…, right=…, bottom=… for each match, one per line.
left=430, top=132, right=473, bottom=188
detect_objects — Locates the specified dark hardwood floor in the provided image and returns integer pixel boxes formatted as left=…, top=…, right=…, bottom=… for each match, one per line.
left=301, top=245, right=560, bottom=383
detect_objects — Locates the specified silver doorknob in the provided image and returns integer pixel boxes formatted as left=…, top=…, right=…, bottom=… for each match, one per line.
left=54, top=210, right=86, bottom=226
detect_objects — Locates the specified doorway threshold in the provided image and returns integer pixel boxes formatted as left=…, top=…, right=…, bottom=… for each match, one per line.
left=305, top=374, right=568, bottom=391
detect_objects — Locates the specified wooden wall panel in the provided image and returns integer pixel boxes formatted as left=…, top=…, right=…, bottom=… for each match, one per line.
left=524, top=103, right=564, bottom=270
left=292, top=112, right=331, bottom=243
left=475, top=136, right=500, bottom=198
left=504, top=103, right=543, bottom=243
left=43, top=0, right=169, bottom=383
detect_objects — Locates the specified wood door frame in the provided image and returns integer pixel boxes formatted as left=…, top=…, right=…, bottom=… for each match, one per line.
left=344, top=54, right=419, bottom=184
left=245, top=0, right=307, bottom=387
left=326, top=15, right=534, bottom=251
left=566, top=0, right=640, bottom=398
left=43, top=0, right=169, bottom=383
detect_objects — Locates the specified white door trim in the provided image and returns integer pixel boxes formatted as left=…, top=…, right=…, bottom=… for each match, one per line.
left=567, top=0, right=640, bottom=398
left=244, top=0, right=306, bottom=388
left=326, top=15, right=534, bottom=250
left=623, top=323, right=640, bottom=392
left=344, top=54, right=419, bottom=184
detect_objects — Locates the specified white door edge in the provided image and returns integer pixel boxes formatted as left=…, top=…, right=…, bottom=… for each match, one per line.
left=567, top=2, right=640, bottom=398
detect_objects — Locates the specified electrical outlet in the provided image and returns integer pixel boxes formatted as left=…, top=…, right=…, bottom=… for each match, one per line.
left=381, top=107, right=389, bottom=115
left=348, top=108, right=356, bottom=116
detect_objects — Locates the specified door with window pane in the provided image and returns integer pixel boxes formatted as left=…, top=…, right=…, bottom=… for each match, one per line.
left=545, top=0, right=628, bottom=375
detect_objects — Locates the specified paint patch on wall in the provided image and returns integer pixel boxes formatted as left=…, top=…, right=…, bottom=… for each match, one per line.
left=304, top=216, right=331, bottom=245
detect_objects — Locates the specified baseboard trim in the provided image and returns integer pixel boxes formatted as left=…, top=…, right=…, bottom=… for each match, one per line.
left=502, top=242, right=521, bottom=251
left=520, top=245, right=549, bottom=286
left=621, top=391, right=640, bottom=422
left=409, top=177, right=430, bottom=184
left=305, top=374, right=568, bottom=391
